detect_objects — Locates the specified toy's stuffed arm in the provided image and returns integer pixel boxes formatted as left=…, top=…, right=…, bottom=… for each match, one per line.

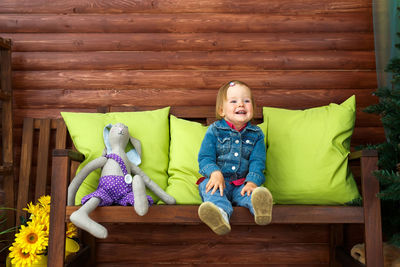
left=130, top=164, right=176, bottom=205
left=67, top=156, right=108, bottom=206
left=129, top=136, right=142, bottom=157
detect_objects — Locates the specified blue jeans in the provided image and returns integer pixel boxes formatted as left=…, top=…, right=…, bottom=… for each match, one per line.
left=198, top=178, right=254, bottom=218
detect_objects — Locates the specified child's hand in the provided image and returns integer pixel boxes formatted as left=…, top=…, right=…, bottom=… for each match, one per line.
left=206, top=171, right=225, bottom=196
left=241, top=181, right=257, bottom=196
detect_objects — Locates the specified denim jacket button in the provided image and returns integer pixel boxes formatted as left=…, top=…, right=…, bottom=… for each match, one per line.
left=234, top=152, right=239, bottom=157
left=235, top=140, right=239, bottom=144
left=246, top=139, right=250, bottom=143
left=232, top=166, right=236, bottom=170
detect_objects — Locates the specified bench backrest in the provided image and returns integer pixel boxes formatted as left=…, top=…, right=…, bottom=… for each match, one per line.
left=15, top=118, right=67, bottom=223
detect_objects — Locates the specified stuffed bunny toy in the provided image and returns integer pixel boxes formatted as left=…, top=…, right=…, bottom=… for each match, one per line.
left=68, top=123, right=176, bottom=239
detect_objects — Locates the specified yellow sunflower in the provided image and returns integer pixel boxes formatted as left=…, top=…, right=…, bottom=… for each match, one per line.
left=38, top=195, right=50, bottom=206
left=38, top=195, right=51, bottom=214
left=9, top=242, right=40, bottom=267
left=14, top=221, right=48, bottom=254
left=31, top=211, right=50, bottom=236
left=9, top=195, right=80, bottom=264
left=23, top=201, right=40, bottom=218
left=66, top=222, right=78, bottom=238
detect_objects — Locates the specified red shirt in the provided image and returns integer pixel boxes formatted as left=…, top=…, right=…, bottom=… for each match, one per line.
left=225, top=120, right=248, bottom=132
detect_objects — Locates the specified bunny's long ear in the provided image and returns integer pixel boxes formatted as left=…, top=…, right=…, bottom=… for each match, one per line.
left=127, top=135, right=142, bottom=166
left=103, top=123, right=113, bottom=155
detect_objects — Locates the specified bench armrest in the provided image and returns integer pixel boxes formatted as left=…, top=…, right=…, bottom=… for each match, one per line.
left=349, top=149, right=378, bottom=161
left=53, top=148, right=85, bottom=162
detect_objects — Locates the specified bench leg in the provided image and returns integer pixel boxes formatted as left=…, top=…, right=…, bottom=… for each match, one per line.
left=330, top=224, right=343, bottom=266
left=48, top=155, right=70, bottom=267
left=361, top=154, right=384, bottom=267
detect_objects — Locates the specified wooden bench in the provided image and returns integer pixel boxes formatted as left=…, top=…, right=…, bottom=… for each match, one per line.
left=42, top=107, right=384, bottom=267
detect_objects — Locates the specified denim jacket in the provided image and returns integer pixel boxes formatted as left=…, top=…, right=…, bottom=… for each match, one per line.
left=198, top=119, right=266, bottom=186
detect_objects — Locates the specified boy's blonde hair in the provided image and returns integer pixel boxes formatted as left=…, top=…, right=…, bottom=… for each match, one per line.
left=215, top=80, right=255, bottom=119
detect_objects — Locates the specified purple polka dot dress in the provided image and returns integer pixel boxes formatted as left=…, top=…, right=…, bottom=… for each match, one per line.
left=81, top=153, right=153, bottom=206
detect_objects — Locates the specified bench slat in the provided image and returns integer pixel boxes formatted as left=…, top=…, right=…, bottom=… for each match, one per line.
left=55, top=119, right=67, bottom=149
left=16, top=117, right=34, bottom=222
left=65, top=205, right=364, bottom=224
left=34, top=119, right=51, bottom=201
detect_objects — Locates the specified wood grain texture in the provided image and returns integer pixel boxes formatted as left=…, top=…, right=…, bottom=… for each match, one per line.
left=1, top=33, right=374, bottom=52
left=352, top=127, right=385, bottom=146
left=12, top=70, right=377, bottom=90
left=0, top=0, right=371, bottom=14
left=48, top=152, right=69, bottom=266
left=55, top=119, right=67, bottom=149
left=16, top=118, right=33, bottom=222
left=0, top=38, right=15, bottom=240
left=361, top=155, right=384, bottom=266
left=0, top=13, right=372, bottom=33
left=34, top=119, right=50, bottom=201
left=101, top=224, right=330, bottom=244
left=12, top=51, right=376, bottom=71
left=65, top=205, right=365, bottom=224
left=13, top=89, right=378, bottom=108
left=95, top=242, right=329, bottom=264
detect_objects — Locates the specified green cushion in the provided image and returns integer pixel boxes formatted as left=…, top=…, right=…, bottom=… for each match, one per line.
left=61, top=107, right=170, bottom=205
left=261, top=96, right=360, bottom=205
left=164, top=115, right=208, bottom=204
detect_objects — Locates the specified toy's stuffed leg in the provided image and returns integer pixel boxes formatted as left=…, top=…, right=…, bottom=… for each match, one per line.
left=144, top=176, right=176, bottom=204
left=131, top=165, right=176, bottom=205
left=132, top=174, right=149, bottom=216
left=69, top=197, right=108, bottom=239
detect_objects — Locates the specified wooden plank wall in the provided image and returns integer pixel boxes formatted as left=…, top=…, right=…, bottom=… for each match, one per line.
left=0, top=0, right=383, bottom=265
left=0, top=0, right=383, bottom=145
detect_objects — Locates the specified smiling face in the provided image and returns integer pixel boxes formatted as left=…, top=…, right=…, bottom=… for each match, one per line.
left=218, top=83, right=254, bottom=130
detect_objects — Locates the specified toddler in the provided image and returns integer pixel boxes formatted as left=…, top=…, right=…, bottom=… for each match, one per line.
left=197, top=80, right=273, bottom=235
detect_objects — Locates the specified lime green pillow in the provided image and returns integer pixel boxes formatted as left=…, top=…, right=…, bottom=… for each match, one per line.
left=164, top=115, right=208, bottom=204
left=262, top=96, right=360, bottom=205
left=61, top=107, right=170, bottom=205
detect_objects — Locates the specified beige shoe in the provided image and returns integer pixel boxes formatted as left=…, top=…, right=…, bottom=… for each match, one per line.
left=198, top=202, right=231, bottom=235
left=251, top=187, right=273, bottom=225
